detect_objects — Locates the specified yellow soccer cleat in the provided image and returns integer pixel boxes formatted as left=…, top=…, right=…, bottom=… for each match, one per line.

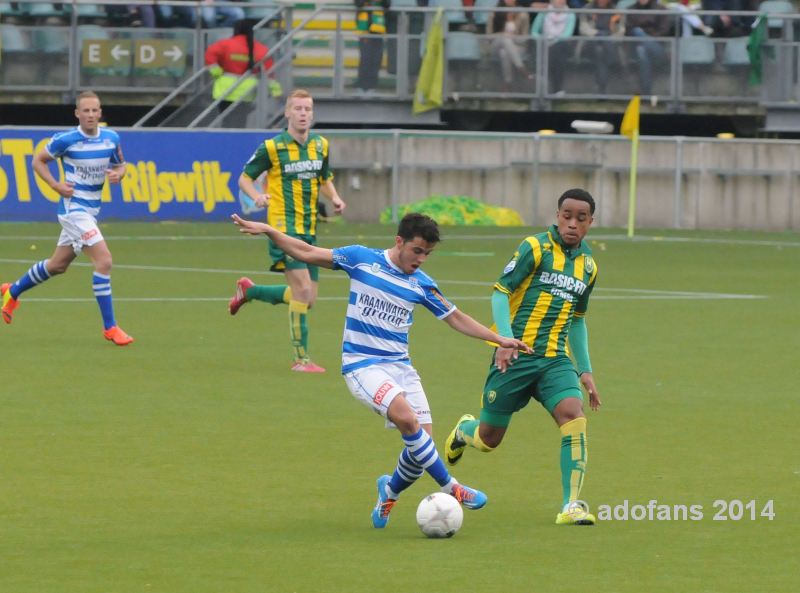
left=556, top=500, right=596, bottom=525
left=1, top=283, right=19, bottom=324
left=444, top=414, right=474, bottom=466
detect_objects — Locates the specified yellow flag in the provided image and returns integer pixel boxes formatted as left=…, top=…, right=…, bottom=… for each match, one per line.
left=413, top=9, right=444, bottom=115
left=621, top=95, right=640, bottom=139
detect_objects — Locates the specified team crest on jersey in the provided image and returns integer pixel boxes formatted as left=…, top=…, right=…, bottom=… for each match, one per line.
left=408, top=277, right=418, bottom=288
left=503, top=259, right=517, bottom=274
left=542, top=243, right=551, bottom=251
left=486, top=390, right=497, bottom=403
left=276, top=143, right=286, bottom=149
left=584, top=256, right=595, bottom=274
left=315, top=139, right=323, bottom=151
left=371, top=263, right=381, bottom=273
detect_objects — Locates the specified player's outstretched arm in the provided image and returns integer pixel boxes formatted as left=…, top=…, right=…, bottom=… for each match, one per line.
left=443, top=309, right=531, bottom=356
left=231, top=214, right=335, bottom=269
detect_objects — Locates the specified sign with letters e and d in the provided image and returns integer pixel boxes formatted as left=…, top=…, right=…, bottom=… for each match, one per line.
left=134, top=39, right=186, bottom=74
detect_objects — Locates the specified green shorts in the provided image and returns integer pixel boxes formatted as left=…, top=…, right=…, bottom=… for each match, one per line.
left=268, top=233, right=319, bottom=282
left=480, top=354, right=583, bottom=427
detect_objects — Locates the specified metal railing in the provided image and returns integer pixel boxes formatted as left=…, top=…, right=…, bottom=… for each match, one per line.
left=3, top=2, right=800, bottom=121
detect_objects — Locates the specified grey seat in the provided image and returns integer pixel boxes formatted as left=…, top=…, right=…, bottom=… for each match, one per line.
left=679, top=36, right=715, bottom=65
left=1, top=23, right=39, bottom=85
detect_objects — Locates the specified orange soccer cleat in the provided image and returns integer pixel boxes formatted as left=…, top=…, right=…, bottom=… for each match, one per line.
left=290, top=359, right=326, bottom=373
left=1, top=283, right=19, bottom=324
left=104, top=325, right=134, bottom=346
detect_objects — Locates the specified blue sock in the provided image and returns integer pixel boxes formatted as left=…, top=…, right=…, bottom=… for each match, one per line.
left=387, top=448, right=424, bottom=497
left=92, top=273, right=116, bottom=330
left=402, top=428, right=452, bottom=488
left=10, top=260, right=51, bottom=298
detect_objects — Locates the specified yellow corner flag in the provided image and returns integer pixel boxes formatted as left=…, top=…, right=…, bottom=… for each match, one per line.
left=621, top=96, right=640, bottom=238
left=620, top=95, right=640, bottom=139
left=413, top=8, right=444, bottom=115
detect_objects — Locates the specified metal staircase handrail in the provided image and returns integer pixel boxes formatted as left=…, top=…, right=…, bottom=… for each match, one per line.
left=132, top=5, right=286, bottom=128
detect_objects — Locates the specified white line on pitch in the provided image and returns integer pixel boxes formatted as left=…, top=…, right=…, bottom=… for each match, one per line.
left=1, top=234, right=799, bottom=247
left=21, top=293, right=765, bottom=303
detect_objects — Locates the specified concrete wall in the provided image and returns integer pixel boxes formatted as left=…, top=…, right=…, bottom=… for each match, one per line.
left=322, top=130, right=800, bottom=231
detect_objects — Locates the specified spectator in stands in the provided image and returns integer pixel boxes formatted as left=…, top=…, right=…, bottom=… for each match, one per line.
left=355, top=0, right=390, bottom=93
left=578, top=0, right=624, bottom=94
left=203, top=0, right=246, bottom=27
left=626, top=0, right=671, bottom=95
left=159, top=0, right=245, bottom=28
left=668, top=0, right=713, bottom=36
left=156, top=4, right=199, bottom=27
left=205, top=18, right=278, bottom=124
left=386, top=0, right=426, bottom=74
left=489, top=0, right=533, bottom=91
left=701, top=0, right=756, bottom=37
left=531, top=0, right=577, bottom=95
left=128, top=4, right=157, bottom=27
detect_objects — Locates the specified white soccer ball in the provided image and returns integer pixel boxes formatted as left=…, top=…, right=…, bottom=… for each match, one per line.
left=416, top=492, right=463, bottom=538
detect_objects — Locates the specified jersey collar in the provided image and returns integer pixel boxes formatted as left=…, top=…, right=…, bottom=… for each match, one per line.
left=77, top=125, right=101, bottom=139
left=383, top=249, right=404, bottom=274
left=281, top=128, right=312, bottom=148
left=547, top=224, right=591, bottom=256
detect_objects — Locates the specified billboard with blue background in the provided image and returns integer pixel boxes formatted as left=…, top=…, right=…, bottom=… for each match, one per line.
left=0, top=127, right=277, bottom=221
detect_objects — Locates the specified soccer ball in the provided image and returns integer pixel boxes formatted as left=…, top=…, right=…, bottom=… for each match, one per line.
left=416, top=492, right=463, bottom=538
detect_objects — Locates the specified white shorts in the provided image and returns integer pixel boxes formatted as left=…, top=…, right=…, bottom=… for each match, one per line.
left=343, top=362, right=432, bottom=429
left=57, top=211, right=104, bottom=254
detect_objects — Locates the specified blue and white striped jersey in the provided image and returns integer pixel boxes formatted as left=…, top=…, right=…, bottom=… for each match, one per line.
left=332, top=245, right=457, bottom=374
left=45, top=127, right=124, bottom=217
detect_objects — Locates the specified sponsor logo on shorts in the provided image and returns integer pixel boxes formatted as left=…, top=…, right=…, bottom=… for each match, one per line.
left=81, top=229, right=99, bottom=241
left=486, top=390, right=496, bottom=403
left=373, top=381, right=393, bottom=405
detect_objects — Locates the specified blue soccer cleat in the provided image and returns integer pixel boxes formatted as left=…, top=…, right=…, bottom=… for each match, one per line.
left=371, top=475, right=397, bottom=528
left=449, top=481, right=487, bottom=510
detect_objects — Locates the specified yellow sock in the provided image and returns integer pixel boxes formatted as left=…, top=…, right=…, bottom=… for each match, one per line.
left=559, top=417, right=587, bottom=508
left=461, top=419, right=494, bottom=452
left=289, top=300, right=309, bottom=360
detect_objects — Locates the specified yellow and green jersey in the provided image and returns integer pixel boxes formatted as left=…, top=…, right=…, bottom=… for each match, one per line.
left=242, top=130, right=333, bottom=236
left=495, top=225, right=598, bottom=357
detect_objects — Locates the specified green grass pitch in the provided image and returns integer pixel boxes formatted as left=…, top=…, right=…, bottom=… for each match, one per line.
left=1, top=221, right=797, bottom=593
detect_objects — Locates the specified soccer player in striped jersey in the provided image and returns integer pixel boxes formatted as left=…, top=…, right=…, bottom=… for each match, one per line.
left=444, top=188, right=603, bottom=525
left=1, top=91, right=133, bottom=345
left=229, top=89, right=346, bottom=373
left=231, top=211, right=531, bottom=528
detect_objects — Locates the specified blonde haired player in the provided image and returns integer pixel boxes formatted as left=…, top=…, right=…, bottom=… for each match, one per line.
left=2, top=91, right=133, bottom=345
left=229, top=89, right=346, bottom=372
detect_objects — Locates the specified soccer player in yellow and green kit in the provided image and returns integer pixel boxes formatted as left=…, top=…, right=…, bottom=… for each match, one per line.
left=229, top=89, right=346, bottom=373
left=444, top=188, right=603, bottom=525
